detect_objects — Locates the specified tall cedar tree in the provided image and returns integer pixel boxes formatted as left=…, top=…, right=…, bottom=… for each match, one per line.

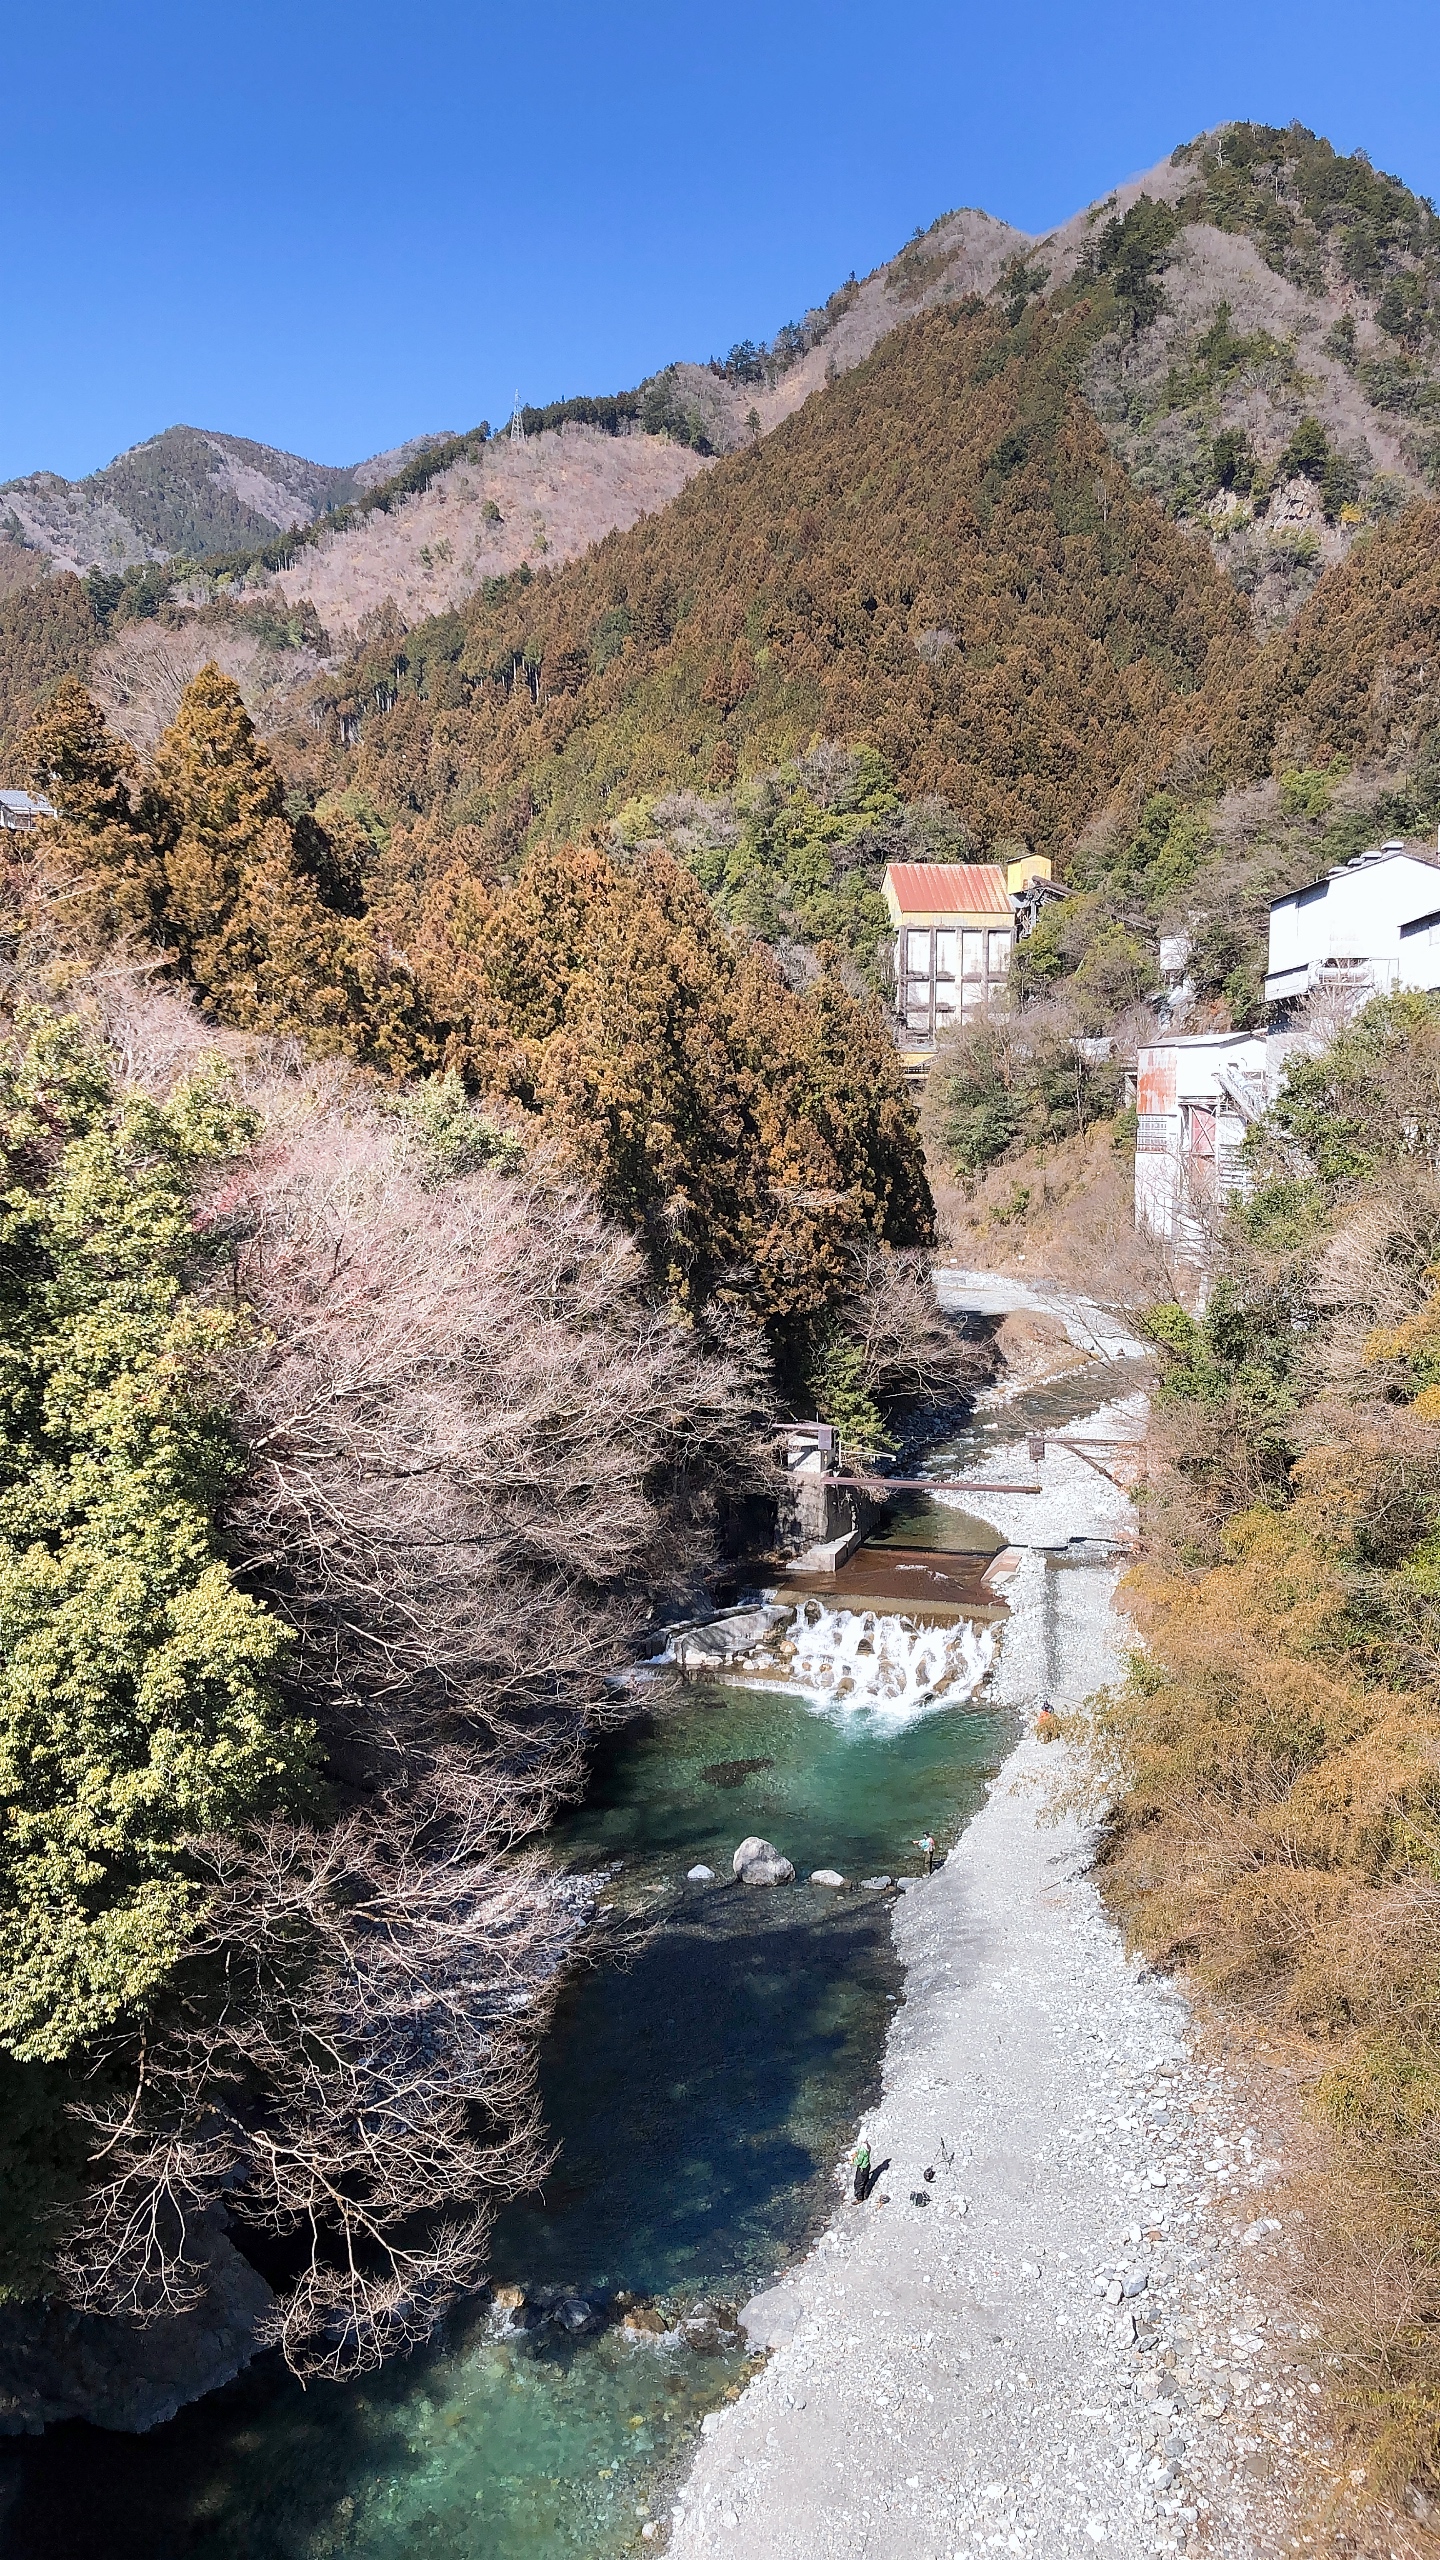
left=16, top=681, right=932, bottom=1336
left=21, top=671, right=432, bottom=1074
left=410, top=840, right=933, bottom=1320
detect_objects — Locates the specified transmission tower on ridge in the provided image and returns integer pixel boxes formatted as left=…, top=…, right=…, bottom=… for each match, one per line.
left=508, top=391, right=524, bottom=446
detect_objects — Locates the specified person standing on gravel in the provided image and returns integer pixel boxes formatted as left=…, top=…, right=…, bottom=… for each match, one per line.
left=913, top=1832, right=937, bottom=1875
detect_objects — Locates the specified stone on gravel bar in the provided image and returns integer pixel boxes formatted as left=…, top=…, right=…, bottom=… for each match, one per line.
left=733, top=1836, right=795, bottom=1885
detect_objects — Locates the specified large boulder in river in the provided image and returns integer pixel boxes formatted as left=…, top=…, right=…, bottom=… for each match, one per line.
left=732, top=1836, right=795, bottom=1885
left=0, top=2216, right=271, bottom=2435
left=675, top=1608, right=787, bottom=1670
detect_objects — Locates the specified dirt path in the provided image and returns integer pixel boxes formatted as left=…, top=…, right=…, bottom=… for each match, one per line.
left=666, top=1371, right=1325, bottom=2560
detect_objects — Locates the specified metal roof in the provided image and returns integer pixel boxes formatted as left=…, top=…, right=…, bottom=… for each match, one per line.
left=1271, top=843, right=1437, bottom=909
left=884, top=863, right=1012, bottom=917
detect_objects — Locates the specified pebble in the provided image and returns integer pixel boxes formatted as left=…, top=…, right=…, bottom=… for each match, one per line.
left=675, top=1735, right=1319, bottom=2557
left=673, top=1386, right=1322, bottom=2559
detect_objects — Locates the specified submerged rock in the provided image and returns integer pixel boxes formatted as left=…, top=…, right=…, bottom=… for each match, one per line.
left=701, top=1756, right=774, bottom=1789
left=554, top=2295, right=596, bottom=2334
left=620, top=2302, right=671, bottom=2338
left=0, top=2217, right=271, bottom=2436
left=732, top=1836, right=795, bottom=1885
left=861, top=1874, right=894, bottom=1892
left=687, top=1863, right=716, bottom=1883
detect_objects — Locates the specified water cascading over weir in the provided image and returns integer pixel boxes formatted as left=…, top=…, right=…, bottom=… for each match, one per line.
left=666, top=1422, right=1017, bottom=1723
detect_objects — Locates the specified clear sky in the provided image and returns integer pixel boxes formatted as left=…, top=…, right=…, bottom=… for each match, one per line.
left=7, top=0, right=1440, bottom=485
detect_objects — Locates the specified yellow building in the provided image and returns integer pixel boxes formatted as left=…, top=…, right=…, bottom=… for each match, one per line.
left=882, top=859, right=1049, bottom=1074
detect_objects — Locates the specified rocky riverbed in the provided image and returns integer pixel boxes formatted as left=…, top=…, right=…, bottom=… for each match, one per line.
left=669, top=1361, right=1329, bottom=2560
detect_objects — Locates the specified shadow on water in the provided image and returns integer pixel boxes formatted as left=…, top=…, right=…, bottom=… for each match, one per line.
left=2, top=1359, right=1146, bottom=2560
left=497, top=1889, right=892, bottom=2299
left=2, top=1680, right=1006, bottom=2560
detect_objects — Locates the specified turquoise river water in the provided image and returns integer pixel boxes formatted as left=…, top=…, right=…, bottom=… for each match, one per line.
left=2, top=1362, right=1144, bottom=2560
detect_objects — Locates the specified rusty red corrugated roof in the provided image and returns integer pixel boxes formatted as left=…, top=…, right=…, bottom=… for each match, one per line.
left=884, top=863, right=1012, bottom=916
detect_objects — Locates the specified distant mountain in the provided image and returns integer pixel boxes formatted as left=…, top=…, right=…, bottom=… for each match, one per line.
left=7, top=122, right=1440, bottom=764
left=0, top=425, right=448, bottom=574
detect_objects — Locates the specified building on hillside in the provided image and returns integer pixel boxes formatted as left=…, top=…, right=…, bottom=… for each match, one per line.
left=1265, top=840, right=1440, bottom=1011
left=1134, top=1029, right=1270, bottom=1247
left=0, top=789, right=55, bottom=833
left=882, top=861, right=1020, bottom=1076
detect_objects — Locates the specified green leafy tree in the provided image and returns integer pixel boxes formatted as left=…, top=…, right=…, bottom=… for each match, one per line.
left=1267, top=991, right=1440, bottom=1181
left=794, top=1318, right=889, bottom=1456
left=0, top=1019, right=314, bottom=2066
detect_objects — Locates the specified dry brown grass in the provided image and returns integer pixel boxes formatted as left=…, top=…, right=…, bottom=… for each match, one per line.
left=933, top=1118, right=1195, bottom=1306
left=1086, top=1421, right=1440, bottom=2536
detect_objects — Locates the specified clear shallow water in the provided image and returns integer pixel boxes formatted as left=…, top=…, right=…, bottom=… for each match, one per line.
left=4, top=1678, right=1007, bottom=2560
left=868, top=1357, right=1152, bottom=1554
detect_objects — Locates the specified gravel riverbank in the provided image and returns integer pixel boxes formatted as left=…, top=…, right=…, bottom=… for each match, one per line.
left=669, top=1388, right=1326, bottom=2560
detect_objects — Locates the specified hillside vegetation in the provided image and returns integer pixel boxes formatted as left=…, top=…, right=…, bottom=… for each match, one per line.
left=1071, top=996, right=1440, bottom=2525
left=9, top=119, right=1440, bottom=2457
left=1, top=425, right=377, bottom=572
left=0, top=623, right=974, bottom=2368
left=299, top=291, right=1249, bottom=866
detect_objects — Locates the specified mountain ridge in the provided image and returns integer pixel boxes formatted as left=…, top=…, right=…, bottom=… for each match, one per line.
left=6, top=119, right=1440, bottom=783
left=0, top=424, right=452, bottom=576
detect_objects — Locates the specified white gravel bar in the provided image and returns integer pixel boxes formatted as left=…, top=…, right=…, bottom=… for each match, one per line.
left=668, top=1401, right=1321, bottom=2558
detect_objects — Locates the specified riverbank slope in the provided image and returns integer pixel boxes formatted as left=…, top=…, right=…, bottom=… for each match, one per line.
left=672, top=1392, right=1326, bottom=2560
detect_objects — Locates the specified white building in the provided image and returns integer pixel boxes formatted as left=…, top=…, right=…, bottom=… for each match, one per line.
left=0, top=789, right=56, bottom=833
left=1265, top=841, right=1440, bottom=1009
left=1134, top=841, right=1440, bottom=1252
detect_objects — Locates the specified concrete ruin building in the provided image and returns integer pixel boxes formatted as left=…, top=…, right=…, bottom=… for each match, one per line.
left=1137, top=836, right=1440, bottom=1250
left=1134, top=1028, right=1270, bottom=1246
left=882, top=855, right=1053, bottom=1079
left=0, top=789, right=55, bottom=833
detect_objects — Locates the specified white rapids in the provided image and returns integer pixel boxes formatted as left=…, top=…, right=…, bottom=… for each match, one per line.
left=779, top=1601, right=997, bottom=1730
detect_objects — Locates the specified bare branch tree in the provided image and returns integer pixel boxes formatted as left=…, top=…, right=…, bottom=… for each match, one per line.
left=59, top=1079, right=773, bottom=2376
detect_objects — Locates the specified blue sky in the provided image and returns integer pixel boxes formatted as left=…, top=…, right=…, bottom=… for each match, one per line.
left=7, top=0, right=1440, bottom=484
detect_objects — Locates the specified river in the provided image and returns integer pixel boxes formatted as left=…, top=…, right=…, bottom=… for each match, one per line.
left=2, top=1356, right=1145, bottom=2560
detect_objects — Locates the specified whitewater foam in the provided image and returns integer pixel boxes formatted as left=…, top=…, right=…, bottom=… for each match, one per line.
left=774, top=1602, right=996, bottom=1731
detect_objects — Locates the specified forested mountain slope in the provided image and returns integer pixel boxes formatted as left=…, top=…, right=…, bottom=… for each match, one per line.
left=11, top=121, right=1440, bottom=772
left=299, top=290, right=1250, bottom=865
left=1054, top=127, right=1440, bottom=628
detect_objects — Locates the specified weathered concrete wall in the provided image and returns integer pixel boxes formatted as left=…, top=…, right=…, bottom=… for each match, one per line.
left=775, top=1467, right=885, bottom=1561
